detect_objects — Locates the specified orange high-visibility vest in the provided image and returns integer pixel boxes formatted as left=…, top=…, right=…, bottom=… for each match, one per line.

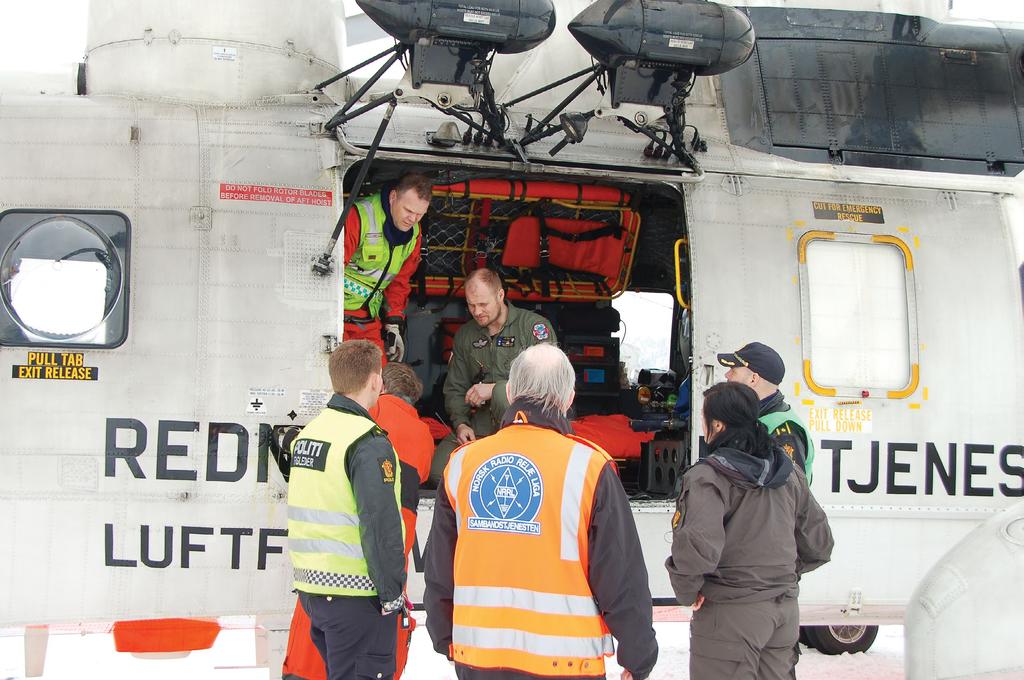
left=445, top=423, right=615, bottom=676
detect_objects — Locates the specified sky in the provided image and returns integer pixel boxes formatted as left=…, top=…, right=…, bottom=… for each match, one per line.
left=1, top=0, right=1023, bottom=70
left=0, top=1, right=89, bottom=70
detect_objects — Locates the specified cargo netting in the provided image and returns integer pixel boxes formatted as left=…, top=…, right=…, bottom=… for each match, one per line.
left=421, top=179, right=641, bottom=301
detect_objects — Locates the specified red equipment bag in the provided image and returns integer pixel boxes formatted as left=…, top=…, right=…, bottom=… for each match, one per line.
left=425, top=180, right=641, bottom=302
left=572, top=414, right=655, bottom=460
left=500, top=215, right=625, bottom=280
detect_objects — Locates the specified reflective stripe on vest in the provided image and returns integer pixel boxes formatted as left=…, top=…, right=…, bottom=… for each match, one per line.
left=560, top=443, right=592, bottom=561
left=288, top=539, right=364, bottom=559
left=446, top=445, right=468, bottom=535
left=287, top=506, right=359, bottom=526
left=343, top=195, right=420, bottom=317
left=455, top=586, right=600, bottom=617
left=759, top=409, right=816, bottom=482
left=447, top=425, right=614, bottom=675
left=293, top=568, right=375, bottom=593
left=343, top=275, right=377, bottom=302
left=287, top=409, right=402, bottom=596
left=453, top=624, right=614, bottom=658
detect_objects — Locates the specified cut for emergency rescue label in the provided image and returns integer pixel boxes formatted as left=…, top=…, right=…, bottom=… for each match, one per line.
left=219, top=183, right=333, bottom=207
left=812, top=201, right=885, bottom=224
left=12, top=351, right=98, bottom=381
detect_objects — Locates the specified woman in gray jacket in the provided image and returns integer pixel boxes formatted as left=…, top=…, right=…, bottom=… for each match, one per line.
left=665, top=381, right=834, bottom=680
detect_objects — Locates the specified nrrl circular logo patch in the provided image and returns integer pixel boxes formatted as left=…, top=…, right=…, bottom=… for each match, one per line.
left=468, top=453, right=544, bottom=535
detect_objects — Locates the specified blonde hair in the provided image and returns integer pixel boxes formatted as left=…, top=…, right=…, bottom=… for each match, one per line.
left=329, top=340, right=382, bottom=395
left=465, top=268, right=503, bottom=294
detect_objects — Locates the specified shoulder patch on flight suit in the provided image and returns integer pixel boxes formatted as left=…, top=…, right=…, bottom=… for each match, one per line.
left=496, top=336, right=516, bottom=348
left=782, top=443, right=795, bottom=459
left=672, top=509, right=684, bottom=529
left=472, top=337, right=490, bottom=349
left=532, top=323, right=549, bottom=341
left=379, top=457, right=396, bottom=484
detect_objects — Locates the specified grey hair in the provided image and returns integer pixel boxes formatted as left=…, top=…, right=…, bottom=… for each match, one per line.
left=507, top=344, right=575, bottom=416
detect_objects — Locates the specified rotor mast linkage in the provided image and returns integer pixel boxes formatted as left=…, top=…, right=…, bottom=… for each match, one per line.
left=310, top=0, right=751, bottom=274
left=505, top=63, right=704, bottom=168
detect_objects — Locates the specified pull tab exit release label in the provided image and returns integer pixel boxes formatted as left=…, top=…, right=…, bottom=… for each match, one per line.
left=12, top=351, right=98, bottom=381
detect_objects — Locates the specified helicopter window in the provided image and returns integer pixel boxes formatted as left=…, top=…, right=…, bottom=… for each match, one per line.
left=613, top=291, right=674, bottom=382
left=799, top=234, right=918, bottom=397
left=0, top=211, right=129, bottom=348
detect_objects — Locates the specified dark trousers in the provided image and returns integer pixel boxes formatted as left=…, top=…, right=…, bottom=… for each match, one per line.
left=689, top=594, right=800, bottom=680
left=298, top=592, right=397, bottom=680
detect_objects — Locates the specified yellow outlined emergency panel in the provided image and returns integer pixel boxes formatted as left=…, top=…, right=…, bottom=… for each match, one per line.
left=797, top=231, right=919, bottom=400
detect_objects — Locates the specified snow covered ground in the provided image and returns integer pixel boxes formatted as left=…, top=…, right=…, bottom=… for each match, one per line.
left=0, top=614, right=904, bottom=680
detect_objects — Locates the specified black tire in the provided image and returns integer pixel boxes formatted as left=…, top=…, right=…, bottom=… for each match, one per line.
left=801, top=624, right=879, bottom=655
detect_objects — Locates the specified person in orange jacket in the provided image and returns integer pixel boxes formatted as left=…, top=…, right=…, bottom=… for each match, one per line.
left=283, top=362, right=433, bottom=680
left=424, top=344, right=659, bottom=680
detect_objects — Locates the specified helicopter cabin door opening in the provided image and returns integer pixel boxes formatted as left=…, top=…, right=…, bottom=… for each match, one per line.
left=338, top=159, right=694, bottom=496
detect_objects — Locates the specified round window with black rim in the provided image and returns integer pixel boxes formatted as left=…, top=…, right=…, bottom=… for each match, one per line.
left=0, top=210, right=130, bottom=347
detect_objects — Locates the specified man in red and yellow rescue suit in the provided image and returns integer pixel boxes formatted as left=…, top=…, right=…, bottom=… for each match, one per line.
left=424, top=344, right=659, bottom=680
left=342, top=173, right=432, bottom=362
left=284, top=362, right=433, bottom=680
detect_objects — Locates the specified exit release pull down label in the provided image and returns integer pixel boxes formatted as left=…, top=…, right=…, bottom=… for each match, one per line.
left=12, top=351, right=99, bottom=381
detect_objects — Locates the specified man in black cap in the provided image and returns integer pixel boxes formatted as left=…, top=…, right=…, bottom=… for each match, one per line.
left=717, top=341, right=815, bottom=483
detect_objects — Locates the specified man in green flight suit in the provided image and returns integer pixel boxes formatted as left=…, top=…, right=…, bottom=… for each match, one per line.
left=428, top=268, right=557, bottom=486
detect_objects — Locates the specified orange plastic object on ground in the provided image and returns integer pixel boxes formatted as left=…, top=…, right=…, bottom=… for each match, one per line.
left=112, top=618, right=220, bottom=653
left=572, top=414, right=655, bottom=460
